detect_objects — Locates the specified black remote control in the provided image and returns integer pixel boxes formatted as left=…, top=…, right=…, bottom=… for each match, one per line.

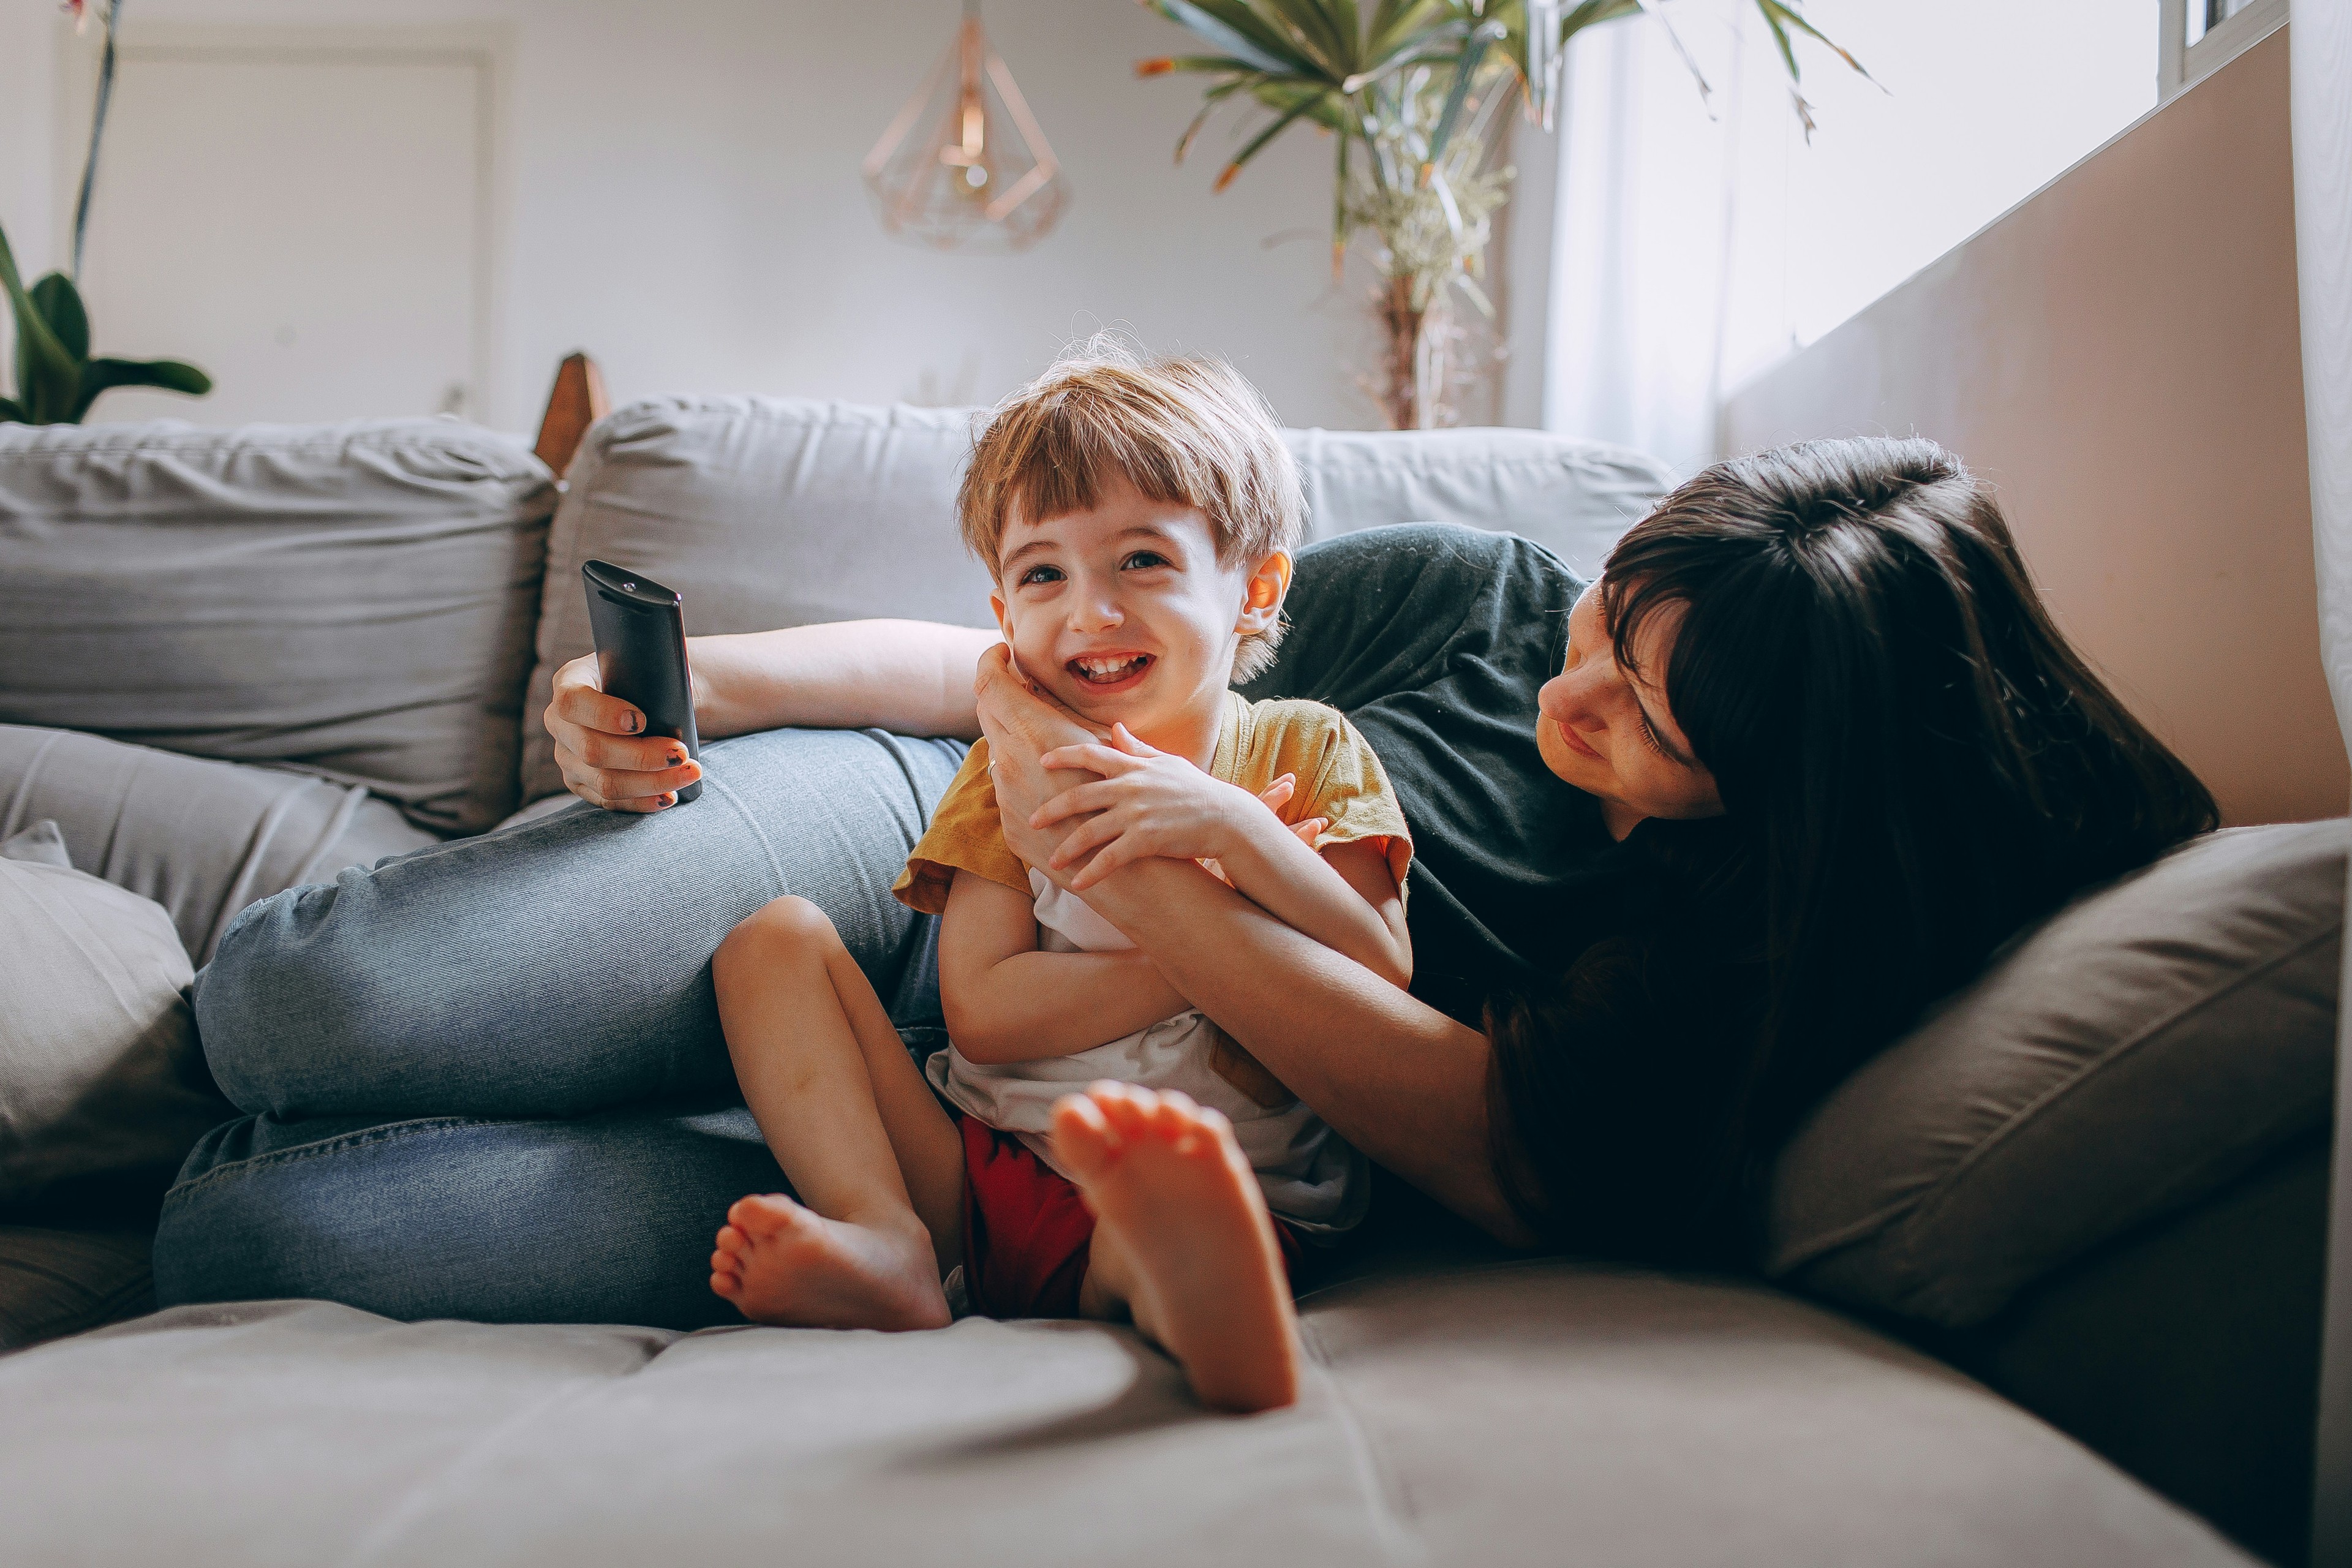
left=582, top=559, right=702, bottom=804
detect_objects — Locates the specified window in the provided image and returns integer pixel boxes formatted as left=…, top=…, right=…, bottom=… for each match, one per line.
left=2161, top=0, right=2290, bottom=101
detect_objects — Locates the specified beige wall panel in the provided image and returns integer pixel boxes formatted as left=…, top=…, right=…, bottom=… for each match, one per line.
left=1723, top=29, right=2332, bottom=827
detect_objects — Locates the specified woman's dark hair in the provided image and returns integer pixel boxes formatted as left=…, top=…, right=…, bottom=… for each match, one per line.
left=1487, top=436, right=2218, bottom=1263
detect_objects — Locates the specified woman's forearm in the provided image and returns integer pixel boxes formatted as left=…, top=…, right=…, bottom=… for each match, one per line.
left=1078, top=858, right=1525, bottom=1243
left=688, top=622, right=998, bottom=741
left=974, top=654, right=1524, bottom=1241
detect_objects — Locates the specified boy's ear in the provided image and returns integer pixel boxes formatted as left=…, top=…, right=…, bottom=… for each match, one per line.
left=989, top=591, right=1011, bottom=642
left=1235, top=551, right=1292, bottom=636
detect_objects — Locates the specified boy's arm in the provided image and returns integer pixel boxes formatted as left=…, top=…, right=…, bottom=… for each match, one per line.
left=936, top=870, right=1196, bottom=1065
left=1030, top=729, right=1412, bottom=988
left=1215, top=831, right=1412, bottom=990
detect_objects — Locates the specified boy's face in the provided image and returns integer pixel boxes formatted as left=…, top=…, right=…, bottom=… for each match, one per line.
left=990, top=469, right=1287, bottom=739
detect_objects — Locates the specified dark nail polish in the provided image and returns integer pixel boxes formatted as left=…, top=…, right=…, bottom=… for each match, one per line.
left=625, top=713, right=642, bottom=734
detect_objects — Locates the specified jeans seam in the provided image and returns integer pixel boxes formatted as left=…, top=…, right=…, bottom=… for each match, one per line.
left=163, top=1116, right=538, bottom=1205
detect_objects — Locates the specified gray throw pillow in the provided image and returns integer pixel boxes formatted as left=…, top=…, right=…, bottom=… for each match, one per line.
left=0, top=419, right=555, bottom=835
left=0, top=819, right=71, bottom=869
left=1766, top=820, right=2345, bottom=1327
left=0, top=855, right=230, bottom=1219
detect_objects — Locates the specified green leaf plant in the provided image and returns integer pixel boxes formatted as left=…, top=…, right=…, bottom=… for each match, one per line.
left=1135, top=0, right=1877, bottom=428
left=0, top=215, right=211, bottom=425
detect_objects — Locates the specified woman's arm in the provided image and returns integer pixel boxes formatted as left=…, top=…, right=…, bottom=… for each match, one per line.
left=1027, top=729, right=1412, bottom=988
left=975, top=652, right=1528, bottom=1243
left=937, top=871, right=1194, bottom=1063
left=546, top=620, right=998, bottom=810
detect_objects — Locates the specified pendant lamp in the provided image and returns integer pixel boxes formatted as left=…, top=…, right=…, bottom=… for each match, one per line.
left=861, top=1, right=1071, bottom=253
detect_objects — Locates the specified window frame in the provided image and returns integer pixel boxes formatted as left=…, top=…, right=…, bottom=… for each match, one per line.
left=2158, top=0, right=2290, bottom=102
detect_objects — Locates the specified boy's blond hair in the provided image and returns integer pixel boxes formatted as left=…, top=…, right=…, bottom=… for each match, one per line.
left=959, top=339, right=1305, bottom=682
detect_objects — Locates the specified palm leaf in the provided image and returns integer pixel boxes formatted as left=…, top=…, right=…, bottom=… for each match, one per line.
left=1174, top=77, right=1261, bottom=162
left=1150, top=0, right=1319, bottom=75
left=0, top=396, right=25, bottom=424
left=1420, top=17, right=1505, bottom=181
left=1630, top=0, right=1715, bottom=110
left=1216, top=91, right=1332, bottom=191
left=1755, top=0, right=1880, bottom=89
left=1257, top=0, right=1354, bottom=74
left=1366, top=0, right=1451, bottom=58
left=1248, top=76, right=1351, bottom=132
left=1140, top=53, right=1273, bottom=77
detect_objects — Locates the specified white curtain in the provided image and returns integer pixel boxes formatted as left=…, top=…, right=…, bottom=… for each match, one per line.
left=2298, top=0, right=2352, bottom=1555
left=1534, top=0, right=2159, bottom=476
left=1539, top=6, right=1762, bottom=477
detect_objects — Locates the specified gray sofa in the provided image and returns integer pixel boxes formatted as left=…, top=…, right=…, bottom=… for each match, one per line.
left=0, top=407, right=2337, bottom=1567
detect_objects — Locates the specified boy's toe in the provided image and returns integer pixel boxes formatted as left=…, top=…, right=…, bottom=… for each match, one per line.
left=1092, top=1082, right=1156, bottom=1139
left=1050, top=1092, right=1119, bottom=1182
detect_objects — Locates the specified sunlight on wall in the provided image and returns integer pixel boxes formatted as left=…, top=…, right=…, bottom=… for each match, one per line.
left=1545, top=0, right=2158, bottom=470
left=1721, top=0, right=2158, bottom=390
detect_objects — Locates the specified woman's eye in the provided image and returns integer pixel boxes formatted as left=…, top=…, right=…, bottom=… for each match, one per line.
left=1636, top=712, right=1667, bottom=757
left=1020, top=565, right=1063, bottom=586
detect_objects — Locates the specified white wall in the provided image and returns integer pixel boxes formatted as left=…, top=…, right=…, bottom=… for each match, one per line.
left=5, top=1, right=1425, bottom=435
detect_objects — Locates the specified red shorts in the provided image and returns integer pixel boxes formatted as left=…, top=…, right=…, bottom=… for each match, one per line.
left=957, top=1116, right=1300, bottom=1320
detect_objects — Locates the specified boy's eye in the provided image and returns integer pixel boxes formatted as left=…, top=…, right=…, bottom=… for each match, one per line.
left=1121, top=551, right=1169, bottom=570
left=1019, top=564, right=1064, bottom=586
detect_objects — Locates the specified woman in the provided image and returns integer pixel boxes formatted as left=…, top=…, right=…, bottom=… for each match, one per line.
left=161, top=437, right=2213, bottom=1323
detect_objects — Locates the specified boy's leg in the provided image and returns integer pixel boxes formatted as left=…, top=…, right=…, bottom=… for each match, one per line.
left=1054, top=1083, right=1302, bottom=1414
left=709, top=895, right=966, bottom=1331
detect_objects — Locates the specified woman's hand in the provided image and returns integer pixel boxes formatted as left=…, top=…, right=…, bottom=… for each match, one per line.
left=1031, top=726, right=1298, bottom=892
left=974, top=645, right=1106, bottom=875
left=545, top=652, right=704, bottom=812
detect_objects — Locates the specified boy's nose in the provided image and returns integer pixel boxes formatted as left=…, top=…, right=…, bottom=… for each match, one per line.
left=1069, top=591, right=1123, bottom=633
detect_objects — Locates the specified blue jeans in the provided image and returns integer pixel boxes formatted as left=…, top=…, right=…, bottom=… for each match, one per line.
left=153, top=726, right=967, bottom=1330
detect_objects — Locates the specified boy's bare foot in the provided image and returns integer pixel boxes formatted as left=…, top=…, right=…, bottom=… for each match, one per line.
left=709, top=1193, right=951, bottom=1332
left=1052, top=1083, right=1300, bottom=1414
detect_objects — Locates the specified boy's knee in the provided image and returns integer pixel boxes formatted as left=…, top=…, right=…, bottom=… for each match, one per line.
left=717, top=895, right=840, bottom=972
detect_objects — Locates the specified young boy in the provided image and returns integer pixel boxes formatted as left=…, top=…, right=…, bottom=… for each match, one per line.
left=706, top=347, right=1412, bottom=1412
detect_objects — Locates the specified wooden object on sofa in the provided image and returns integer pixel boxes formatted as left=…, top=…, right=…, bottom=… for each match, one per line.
left=533, top=352, right=609, bottom=480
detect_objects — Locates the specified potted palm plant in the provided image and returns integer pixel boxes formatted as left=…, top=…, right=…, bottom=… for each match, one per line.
left=1139, top=0, right=1869, bottom=429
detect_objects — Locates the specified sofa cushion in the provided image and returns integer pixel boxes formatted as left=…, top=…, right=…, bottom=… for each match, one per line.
left=0, top=1273, right=2248, bottom=1564
left=0, top=853, right=230, bottom=1222
left=1766, top=820, right=2345, bottom=1326
left=0, top=419, right=555, bottom=834
left=515, top=397, right=1672, bottom=803
left=0, top=1227, right=152, bottom=1354
left=2, top=724, right=439, bottom=964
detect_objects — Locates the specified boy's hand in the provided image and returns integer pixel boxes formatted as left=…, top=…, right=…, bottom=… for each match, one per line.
left=1031, top=725, right=1306, bottom=892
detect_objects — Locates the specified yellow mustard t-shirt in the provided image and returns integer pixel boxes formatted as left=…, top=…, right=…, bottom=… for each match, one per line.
left=892, top=690, right=1412, bottom=916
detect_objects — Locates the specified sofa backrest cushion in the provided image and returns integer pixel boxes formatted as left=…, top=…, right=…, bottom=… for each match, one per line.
left=0, top=420, right=554, bottom=835
left=0, top=842, right=230, bottom=1222
left=1766, top=820, right=2345, bottom=1327
left=517, top=396, right=1672, bottom=803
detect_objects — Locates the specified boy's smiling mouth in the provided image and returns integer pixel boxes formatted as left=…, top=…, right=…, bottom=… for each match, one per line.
left=1065, top=652, right=1155, bottom=695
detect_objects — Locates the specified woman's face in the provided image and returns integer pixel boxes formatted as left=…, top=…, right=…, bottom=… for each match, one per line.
left=1537, top=582, right=1725, bottom=838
